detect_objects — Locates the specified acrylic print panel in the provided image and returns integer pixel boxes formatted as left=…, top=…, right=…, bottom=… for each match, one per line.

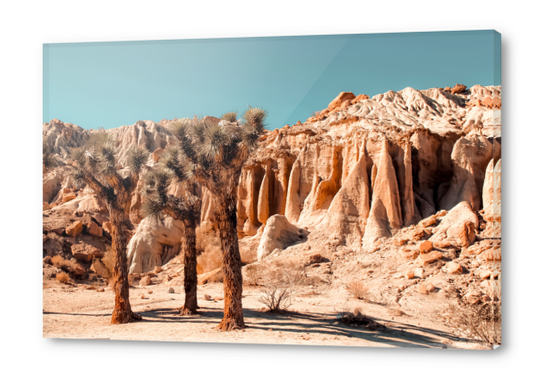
left=42, top=30, right=501, bottom=348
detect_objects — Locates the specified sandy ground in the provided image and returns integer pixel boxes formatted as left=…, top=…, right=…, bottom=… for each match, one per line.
left=43, top=280, right=485, bottom=349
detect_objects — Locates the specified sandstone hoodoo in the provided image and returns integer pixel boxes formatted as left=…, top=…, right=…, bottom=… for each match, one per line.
left=43, top=83, right=501, bottom=347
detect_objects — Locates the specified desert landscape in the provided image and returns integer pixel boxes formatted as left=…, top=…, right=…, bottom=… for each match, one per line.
left=43, top=83, right=501, bottom=349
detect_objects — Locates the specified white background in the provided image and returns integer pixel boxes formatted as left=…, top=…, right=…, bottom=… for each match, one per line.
left=0, top=1, right=540, bottom=378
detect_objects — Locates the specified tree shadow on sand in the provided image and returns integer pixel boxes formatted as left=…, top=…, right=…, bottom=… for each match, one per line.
left=133, top=306, right=464, bottom=348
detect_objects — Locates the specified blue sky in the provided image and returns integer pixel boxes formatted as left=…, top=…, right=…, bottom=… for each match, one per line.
left=43, top=30, right=500, bottom=131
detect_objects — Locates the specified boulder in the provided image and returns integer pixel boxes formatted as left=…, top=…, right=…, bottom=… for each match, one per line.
left=65, top=221, right=83, bottom=237
left=127, top=215, right=184, bottom=274
left=445, top=261, right=463, bottom=274
left=414, top=268, right=424, bottom=278
left=257, top=215, right=309, bottom=261
left=429, top=202, right=479, bottom=247
left=139, top=275, right=153, bottom=286
left=417, top=251, right=442, bottom=266
left=90, top=259, right=109, bottom=278
left=71, top=243, right=102, bottom=263
left=419, top=241, right=433, bottom=254
left=86, top=221, right=103, bottom=237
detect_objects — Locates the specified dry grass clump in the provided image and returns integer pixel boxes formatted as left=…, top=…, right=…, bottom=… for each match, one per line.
left=51, top=255, right=77, bottom=272
left=440, top=300, right=501, bottom=346
left=347, top=280, right=369, bottom=300
left=56, top=272, right=70, bottom=284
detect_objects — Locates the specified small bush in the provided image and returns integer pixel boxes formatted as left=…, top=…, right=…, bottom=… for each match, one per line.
left=257, top=260, right=303, bottom=312
left=56, top=272, right=70, bottom=284
left=347, top=280, right=369, bottom=300
left=51, top=255, right=77, bottom=272
left=258, top=271, right=296, bottom=312
left=440, top=300, right=501, bottom=346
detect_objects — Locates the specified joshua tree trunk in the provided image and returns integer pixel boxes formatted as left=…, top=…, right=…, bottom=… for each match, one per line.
left=217, top=192, right=245, bottom=331
left=180, top=219, right=199, bottom=315
left=110, top=207, right=141, bottom=324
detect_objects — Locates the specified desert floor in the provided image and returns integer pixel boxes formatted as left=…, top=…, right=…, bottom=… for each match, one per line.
left=43, top=280, right=486, bottom=349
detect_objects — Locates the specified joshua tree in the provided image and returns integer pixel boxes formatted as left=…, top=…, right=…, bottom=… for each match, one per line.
left=169, top=108, right=267, bottom=331
left=71, top=130, right=149, bottom=324
left=140, top=147, right=202, bottom=315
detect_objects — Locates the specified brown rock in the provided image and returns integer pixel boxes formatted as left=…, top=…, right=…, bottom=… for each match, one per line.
left=450, top=84, right=467, bottom=94
left=414, top=268, right=424, bottom=278
left=62, top=192, right=77, bottom=203
left=198, top=268, right=224, bottom=285
left=417, top=251, right=442, bottom=266
left=328, top=92, right=356, bottom=110
left=419, top=214, right=438, bottom=228
left=307, top=253, right=328, bottom=265
left=71, top=243, right=101, bottom=263
left=443, top=87, right=451, bottom=92
left=459, top=221, right=476, bottom=247
left=417, top=284, right=427, bottom=294
left=406, top=271, right=415, bottom=279
left=65, top=221, right=83, bottom=237
left=139, top=275, right=153, bottom=286
left=394, top=239, right=408, bottom=247
left=425, top=283, right=436, bottom=292
left=86, top=221, right=103, bottom=237
left=90, top=259, right=109, bottom=278
left=445, top=261, right=463, bottom=274
left=433, top=241, right=452, bottom=249
left=402, top=248, right=419, bottom=260
left=419, top=241, right=433, bottom=254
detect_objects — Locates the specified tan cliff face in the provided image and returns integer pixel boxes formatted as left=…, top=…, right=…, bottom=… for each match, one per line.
left=42, top=84, right=501, bottom=273
left=237, top=85, right=501, bottom=252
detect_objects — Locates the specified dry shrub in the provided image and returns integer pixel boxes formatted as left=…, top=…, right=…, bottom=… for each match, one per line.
left=338, top=307, right=385, bottom=330
left=347, top=280, right=369, bottom=300
left=56, top=272, right=70, bottom=284
left=440, top=300, right=501, bottom=346
left=196, top=225, right=222, bottom=273
left=51, top=255, right=77, bottom=272
left=257, top=260, right=304, bottom=312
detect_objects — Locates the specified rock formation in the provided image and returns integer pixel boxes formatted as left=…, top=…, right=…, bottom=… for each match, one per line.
left=42, top=83, right=502, bottom=277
